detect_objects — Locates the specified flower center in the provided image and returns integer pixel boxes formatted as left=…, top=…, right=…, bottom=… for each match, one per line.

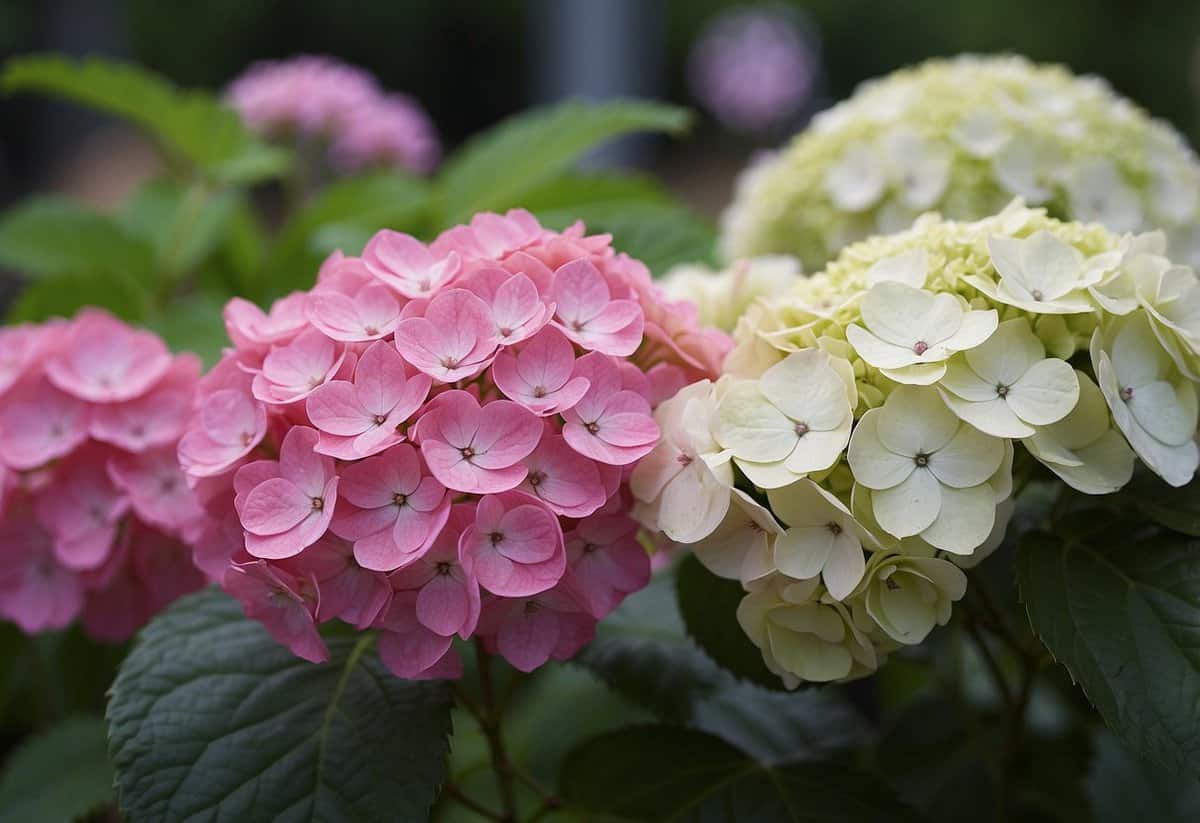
left=996, top=383, right=1009, bottom=397
left=460, top=446, right=475, bottom=459
left=441, top=356, right=461, bottom=369
left=586, top=421, right=600, bottom=434
left=582, top=542, right=599, bottom=554
left=1120, top=385, right=1134, bottom=401
left=489, top=531, right=504, bottom=546
left=374, top=414, right=388, bottom=425
left=571, top=320, right=585, bottom=332
left=827, top=521, right=842, bottom=536
left=393, top=493, right=408, bottom=507
left=676, top=452, right=693, bottom=467
left=499, top=327, right=513, bottom=338
left=435, top=562, right=452, bottom=576
left=795, top=422, right=810, bottom=437
left=884, top=576, right=901, bottom=591
left=364, top=325, right=379, bottom=336
left=914, top=453, right=930, bottom=468
left=1031, top=289, right=1044, bottom=301
left=311, top=497, right=324, bottom=510
left=532, top=385, right=547, bottom=398
left=528, top=470, right=545, bottom=487
left=912, top=340, right=929, bottom=355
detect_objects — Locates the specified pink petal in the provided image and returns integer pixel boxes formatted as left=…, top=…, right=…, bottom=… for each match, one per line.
left=469, top=401, right=542, bottom=469
left=495, top=602, right=562, bottom=672
left=552, top=259, right=610, bottom=325
left=239, top=477, right=313, bottom=535
left=277, top=427, right=334, bottom=498
left=306, top=380, right=372, bottom=436
left=415, top=571, right=475, bottom=636
left=363, top=230, right=460, bottom=298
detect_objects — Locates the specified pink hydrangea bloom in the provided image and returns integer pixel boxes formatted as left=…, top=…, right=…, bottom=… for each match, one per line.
left=0, top=311, right=205, bottom=641
left=182, top=209, right=731, bottom=679
left=227, top=55, right=440, bottom=176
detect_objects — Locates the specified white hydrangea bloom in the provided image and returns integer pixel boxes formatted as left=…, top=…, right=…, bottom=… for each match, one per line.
left=850, top=552, right=967, bottom=645
left=1024, top=370, right=1135, bottom=494
left=968, top=231, right=1100, bottom=314
left=1091, top=313, right=1200, bottom=486
left=691, top=489, right=782, bottom=586
left=765, top=479, right=879, bottom=600
left=721, top=55, right=1200, bottom=270
left=715, top=350, right=854, bottom=488
left=737, top=577, right=878, bottom=686
left=630, top=380, right=732, bottom=542
left=845, top=282, right=998, bottom=385
left=659, top=256, right=802, bottom=332
left=847, top=386, right=1005, bottom=553
left=938, top=318, right=1079, bottom=437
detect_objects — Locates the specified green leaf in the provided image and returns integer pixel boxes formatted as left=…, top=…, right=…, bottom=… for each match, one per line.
left=262, top=172, right=430, bottom=298
left=107, top=588, right=454, bottom=823
left=0, top=714, right=113, bottom=823
left=560, top=726, right=921, bottom=822
left=574, top=572, right=866, bottom=763
left=538, top=201, right=715, bottom=275
left=120, top=179, right=241, bottom=277
left=1122, top=471, right=1200, bottom=537
left=437, top=99, right=691, bottom=224
left=2, top=54, right=289, bottom=183
left=144, top=294, right=231, bottom=367
left=519, top=173, right=671, bottom=212
left=0, top=196, right=154, bottom=283
left=1016, top=529, right=1200, bottom=776
left=7, top=270, right=152, bottom=324
left=1087, top=730, right=1200, bottom=822
left=675, top=553, right=783, bottom=690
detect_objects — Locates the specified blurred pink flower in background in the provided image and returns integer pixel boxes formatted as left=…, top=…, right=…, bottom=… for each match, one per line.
left=0, top=311, right=206, bottom=641
left=688, top=4, right=821, bottom=134
left=227, top=55, right=440, bottom=176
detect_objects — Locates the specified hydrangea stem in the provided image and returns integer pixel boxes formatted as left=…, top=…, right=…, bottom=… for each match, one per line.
left=474, top=641, right=520, bottom=822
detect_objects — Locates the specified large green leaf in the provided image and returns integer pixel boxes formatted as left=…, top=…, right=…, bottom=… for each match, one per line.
left=437, top=99, right=690, bottom=224
left=1087, top=731, right=1200, bottom=822
left=1, top=54, right=289, bottom=183
left=107, top=588, right=454, bottom=823
left=0, top=714, right=113, bottom=823
left=1017, top=529, right=1200, bottom=775
left=7, top=269, right=153, bottom=324
left=574, top=572, right=866, bottom=763
left=675, top=553, right=783, bottom=689
left=559, top=726, right=921, bottom=822
left=120, top=179, right=242, bottom=278
left=1121, top=471, right=1200, bottom=537
left=519, top=173, right=671, bottom=212
left=262, top=172, right=430, bottom=297
left=0, top=196, right=155, bottom=283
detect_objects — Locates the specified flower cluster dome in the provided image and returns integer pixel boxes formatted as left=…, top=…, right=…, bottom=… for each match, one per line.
left=635, top=201, right=1200, bottom=687
left=227, top=54, right=440, bottom=174
left=720, top=55, right=1200, bottom=271
left=0, top=311, right=206, bottom=640
left=181, top=209, right=731, bottom=678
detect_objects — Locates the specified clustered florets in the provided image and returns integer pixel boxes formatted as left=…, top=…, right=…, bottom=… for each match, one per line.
left=721, top=55, right=1200, bottom=271
left=0, top=310, right=206, bottom=640
left=181, top=209, right=731, bottom=678
left=227, top=54, right=440, bottom=174
left=637, top=202, right=1200, bottom=687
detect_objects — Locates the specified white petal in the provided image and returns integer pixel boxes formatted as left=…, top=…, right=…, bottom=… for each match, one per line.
left=940, top=359, right=1000, bottom=402
left=1112, top=314, right=1169, bottom=388
left=1127, top=380, right=1197, bottom=446
left=1007, top=358, right=1080, bottom=426
left=918, top=483, right=996, bottom=555
left=774, top=526, right=836, bottom=580
left=759, top=351, right=852, bottom=431
left=878, top=385, right=959, bottom=455
left=881, top=362, right=949, bottom=386
left=658, top=462, right=734, bottom=544
left=872, top=469, right=941, bottom=537
left=993, top=138, right=1052, bottom=203
left=1018, top=231, right=1087, bottom=302
left=941, top=309, right=999, bottom=354
left=1043, top=430, right=1135, bottom=495
left=927, top=421, right=1006, bottom=487
left=716, top=382, right=798, bottom=462
left=846, top=324, right=923, bottom=370
left=865, top=248, right=929, bottom=288
left=692, top=489, right=780, bottom=579
left=736, top=457, right=804, bottom=490
left=823, top=533, right=866, bottom=601
left=1127, top=421, right=1200, bottom=487
left=786, top=423, right=851, bottom=475
left=964, top=318, right=1043, bottom=386
left=939, top=390, right=1034, bottom=438
left=953, top=110, right=1011, bottom=158
left=846, top=410, right=915, bottom=490
left=860, top=282, right=942, bottom=348
left=825, top=142, right=887, bottom=211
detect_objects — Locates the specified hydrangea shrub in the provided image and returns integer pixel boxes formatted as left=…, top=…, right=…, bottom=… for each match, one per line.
left=638, top=202, right=1200, bottom=687
left=0, top=311, right=206, bottom=640
left=721, top=55, right=1200, bottom=270
left=180, top=208, right=730, bottom=678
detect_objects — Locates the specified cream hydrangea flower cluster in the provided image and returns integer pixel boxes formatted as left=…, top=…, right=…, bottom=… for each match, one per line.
left=659, top=256, right=803, bottom=332
left=720, top=55, right=1200, bottom=271
left=634, top=202, right=1200, bottom=687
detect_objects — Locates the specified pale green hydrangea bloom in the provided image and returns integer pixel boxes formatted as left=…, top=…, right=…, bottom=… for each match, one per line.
left=721, top=55, right=1200, bottom=270
left=635, top=202, right=1200, bottom=688
left=659, top=256, right=802, bottom=332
